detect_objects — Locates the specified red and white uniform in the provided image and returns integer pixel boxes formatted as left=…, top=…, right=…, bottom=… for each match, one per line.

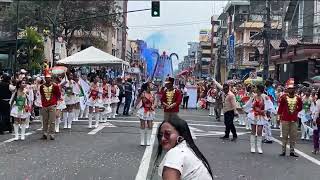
left=110, top=85, right=120, bottom=104
left=244, top=94, right=275, bottom=125
left=137, top=92, right=155, bottom=121
left=86, top=82, right=102, bottom=107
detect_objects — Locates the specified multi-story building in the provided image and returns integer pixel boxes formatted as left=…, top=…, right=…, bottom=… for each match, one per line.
left=197, top=29, right=211, bottom=78
left=217, top=0, right=284, bottom=80
left=271, top=0, right=320, bottom=83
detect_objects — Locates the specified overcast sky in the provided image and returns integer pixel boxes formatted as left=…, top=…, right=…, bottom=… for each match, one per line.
left=127, top=1, right=227, bottom=69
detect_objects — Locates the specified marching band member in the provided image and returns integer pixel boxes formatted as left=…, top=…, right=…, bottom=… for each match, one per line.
left=161, top=77, right=182, bottom=120
left=298, top=88, right=313, bottom=140
left=136, top=82, right=155, bottom=146
left=10, top=80, right=31, bottom=140
left=55, top=76, right=67, bottom=133
left=110, top=79, right=120, bottom=119
left=100, top=76, right=112, bottom=123
left=207, top=83, right=216, bottom=116
left=86, top=74, right=102, bottom=129
left=278, top=78, right=302, bottom=157
left=243, top=84, right=275, bottom=154
left=33, top=77, right=43, bottom=129
left=62, top=73, right=79, bottom=129
left=73, top=74, right=83, bottom=121
left=39, top=72, right=61, bottom=140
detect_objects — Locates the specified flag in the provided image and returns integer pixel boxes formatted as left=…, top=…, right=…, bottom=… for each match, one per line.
left=79, top=77, right=90, bottom=110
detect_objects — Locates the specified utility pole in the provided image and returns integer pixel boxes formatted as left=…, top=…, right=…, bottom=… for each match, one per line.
left=211, top=16, right=215, bottom=79
left=14, top=0, right=20, bottom=74
left=216, top=32, right=224, bottom=83
left=263, top=0, right=271, bottom=80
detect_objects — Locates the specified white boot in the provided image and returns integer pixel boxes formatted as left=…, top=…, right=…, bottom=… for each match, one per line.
left=140, top=129, right=145, bottom=146
left=67, top=112, right=74, bottom=129
left=25, top=117, right=30, bottom=129
left=301, top=124, right=305, bottom=140
left=306, top=128, right=310, bottom=140
left=250, top=135, right=256, bottom=153
left=280, top=123, right=283, bottom=138
left=55, top=117, right=60, bottom=133
left=209, top=107, right=213, bottom=116
left=63, top=112, right=68, bottom=129
left=95, top=113, right=100, bottom=128
left=146, top=129, right=152, bottom=146
left=74, top=109, right=80, bottom=121
left=257, top=136, right=263, bottom=154
left=13, top=124, right=19, bottom=141
left=88, top=113, right=93, bottom=129
left=112, top=107, right=116, bottom=119
left=20, top=124, right=26, bottom=140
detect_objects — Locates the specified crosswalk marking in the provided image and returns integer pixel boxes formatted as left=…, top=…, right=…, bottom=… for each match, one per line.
left=88, top=122, right=116, bottom=135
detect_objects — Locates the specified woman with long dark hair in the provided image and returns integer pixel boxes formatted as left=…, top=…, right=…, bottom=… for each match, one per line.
left=10, top=80, right=31, bottom=140
left=156, top=115, right=213, bottom=180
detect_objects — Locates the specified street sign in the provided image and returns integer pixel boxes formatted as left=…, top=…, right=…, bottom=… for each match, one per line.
left=228, top=34, right=235, bottom=65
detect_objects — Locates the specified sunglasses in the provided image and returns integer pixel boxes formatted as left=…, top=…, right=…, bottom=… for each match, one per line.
left=158, top=130, right=172, bottom=140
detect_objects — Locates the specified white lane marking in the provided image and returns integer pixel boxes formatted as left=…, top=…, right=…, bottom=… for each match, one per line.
left=272, top=137, right=320, bottom=166
left=87, top=122, right=116, bottom=135
left=0, top=128, right=42, bottom=146
left=194, top=131, right=250, bottom=137
left=189, top=126, right=206, bottom=140
left=135, top=123, right=160, bottom=180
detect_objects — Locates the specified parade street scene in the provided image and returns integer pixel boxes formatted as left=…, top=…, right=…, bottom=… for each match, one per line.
left=1, top=0, right=320, bottom=180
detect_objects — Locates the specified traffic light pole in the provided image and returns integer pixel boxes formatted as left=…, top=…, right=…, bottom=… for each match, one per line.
left=263, top=0, right=271, bottom=80
left=14, top=0, right=20, bottom=74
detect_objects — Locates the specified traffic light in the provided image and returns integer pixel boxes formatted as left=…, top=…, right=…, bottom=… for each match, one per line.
left=151, top=1, right=160, bottom=17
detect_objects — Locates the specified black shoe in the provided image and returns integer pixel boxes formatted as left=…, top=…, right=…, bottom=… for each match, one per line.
left=263, top=140, right=273, bottom=144
left=40, top=135, right=47, bottom=140
left=220, top=136, right=229, bottom=140
left=49, top=135, right=55, bottom=140
left=231, top=137, right=237, bottom=142
left=279, top=152, right=286, bottom=156
left=290, top=152, right=299, bottom=157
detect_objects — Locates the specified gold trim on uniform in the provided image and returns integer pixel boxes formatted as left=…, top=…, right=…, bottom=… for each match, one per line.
left=287, top=96, right=297, bottom=114
left=43, top=85, right=53, bottom=101
left=166, top=90, right=175, bottom=105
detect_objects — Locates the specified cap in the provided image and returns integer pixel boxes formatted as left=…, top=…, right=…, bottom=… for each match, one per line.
left=285, top=78, right=295, bottom=89
left=165, top=77, right=174, bottom=84
left=20, top=69, right=27, bottom=74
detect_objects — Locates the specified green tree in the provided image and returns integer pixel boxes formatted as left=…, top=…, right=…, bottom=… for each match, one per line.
left=17, top=27, right=44, bottom=74
left=5, top=0, right=120, bottom=54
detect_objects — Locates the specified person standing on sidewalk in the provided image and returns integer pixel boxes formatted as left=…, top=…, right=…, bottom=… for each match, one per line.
left=123, top=78, right=133, bottom=116
left=277, top=78, right=302, bottom=157
left=116, top=78, right=125, bottom=115
left=181, top=84, right=189, bottom=109
left=39, top=72, right=61, bottom=140
left=312, top=89, right=320, bottom=154
left=161, top=77, right=182, bottom=120
left=0, top=74, right=12, bottom=134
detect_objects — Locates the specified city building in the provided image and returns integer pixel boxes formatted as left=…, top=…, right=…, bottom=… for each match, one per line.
left=197, top=29, right=211, bottom=78
left=271, top=0, right=320, bottom=83
left=217, top=0, right=284, bottom=80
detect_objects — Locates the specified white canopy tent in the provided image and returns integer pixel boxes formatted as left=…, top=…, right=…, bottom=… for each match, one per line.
left=56, top=46, right=129, bottom=66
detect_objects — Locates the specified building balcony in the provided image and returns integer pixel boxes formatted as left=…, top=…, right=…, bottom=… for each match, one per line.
left=201, top=49, right=211, bottom=54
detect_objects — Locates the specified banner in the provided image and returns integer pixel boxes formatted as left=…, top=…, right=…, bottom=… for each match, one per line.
left=79, top=78, right=90, bottom=110
left=228, top=34, right=235, bottom=65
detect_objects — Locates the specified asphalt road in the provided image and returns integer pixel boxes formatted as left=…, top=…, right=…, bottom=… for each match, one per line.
left=0, top=108, right=319, bottom=180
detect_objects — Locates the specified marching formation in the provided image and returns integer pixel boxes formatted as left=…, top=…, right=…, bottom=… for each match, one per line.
left=0, top=67, right=320, bottom=157
left=0, top=68, right=137, bottom=141
left=192, top=77, right=320, bottom=155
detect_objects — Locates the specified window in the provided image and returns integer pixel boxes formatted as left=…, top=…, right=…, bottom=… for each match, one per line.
left=249, top=31, right=259, bottom=38
left=249, top=53, right=257, bottom=62
left=202, top=61, right=209, bottom=66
